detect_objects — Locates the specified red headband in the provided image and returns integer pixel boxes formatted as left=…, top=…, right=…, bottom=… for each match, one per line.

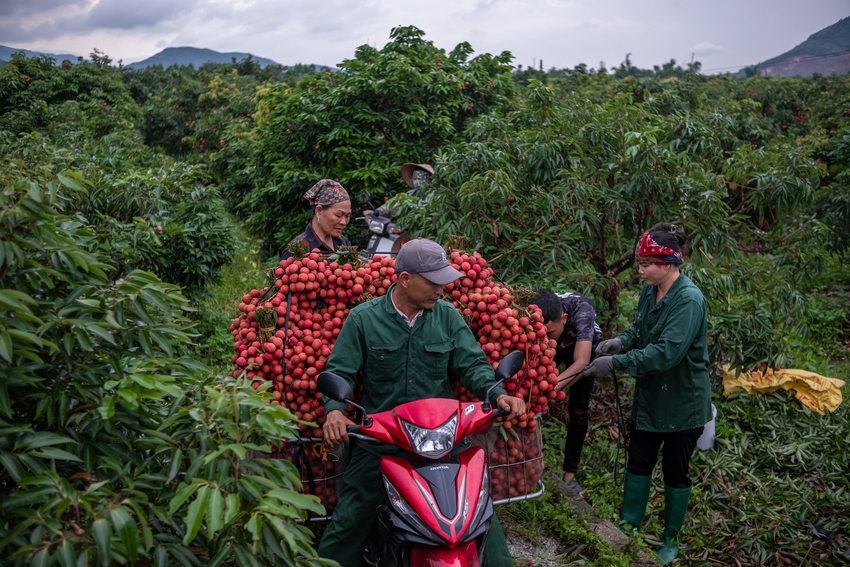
left=637, top=231, right=683, bottom=265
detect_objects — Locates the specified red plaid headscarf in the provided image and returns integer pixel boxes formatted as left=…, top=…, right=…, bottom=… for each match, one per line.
left=303, top=179, right=350, bottom=208
left=637, top=230, right=684, bottom=266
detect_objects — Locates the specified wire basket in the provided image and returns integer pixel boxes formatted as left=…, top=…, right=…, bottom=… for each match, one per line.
left=272, top=437, right=348, bottom=521
left=468, top=419, right=545, bottom=504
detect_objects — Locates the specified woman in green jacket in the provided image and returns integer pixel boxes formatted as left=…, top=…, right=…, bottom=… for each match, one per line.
left=582, top=222, right=712, bottom=565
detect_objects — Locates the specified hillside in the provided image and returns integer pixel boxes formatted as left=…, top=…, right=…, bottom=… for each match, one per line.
left=756, top=16, right=850, bottom=77
left=0, top=44, right=81, bottom=64
left=126, top=46, right=280, bottom=69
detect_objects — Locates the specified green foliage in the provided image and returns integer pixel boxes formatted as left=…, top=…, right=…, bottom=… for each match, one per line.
left=0, top=52, right=237, bottom=297
left=816, top=128, right=850, bottom=255
left=686, top=384, right=850, bottom=565
left=0, top=167, right=329, bottom=566
left=192, top=223, right=269, bottom=372
left=405, top=79, right=826, bottom=368
left=123, top=64, right=257, bottom=157
left=0, top=52, right=140, bottom=135
left=243, top=25, right=517, bottom=250
left=555, top=361, right=849, bottom=566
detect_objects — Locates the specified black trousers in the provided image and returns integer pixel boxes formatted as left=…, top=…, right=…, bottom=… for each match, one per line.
left=562, top=373, right=594, bottom=473
left=555, top=345, right=595, bottom=474
left=626, top=423, right=704, bottom=488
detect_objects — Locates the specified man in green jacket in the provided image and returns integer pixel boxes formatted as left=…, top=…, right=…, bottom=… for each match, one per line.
left=319, top=237, right=525, bottom=567
left=582, top=223, right=711, bottom=565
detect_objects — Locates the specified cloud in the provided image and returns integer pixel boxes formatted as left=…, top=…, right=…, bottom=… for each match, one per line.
left=2, top=0, right=848, bottom=74
left=691, top=41, right=723, bottom=56
left=0, top=0, right=189, bottom=42
left=84, top=0, right=198, bottom=30
left=0, top=0, right=91, bottom=42
left=0, top=0, right=88, bottom=18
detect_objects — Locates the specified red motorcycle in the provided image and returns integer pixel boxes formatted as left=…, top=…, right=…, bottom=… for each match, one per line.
left=317, top=350, right=525, bottom=567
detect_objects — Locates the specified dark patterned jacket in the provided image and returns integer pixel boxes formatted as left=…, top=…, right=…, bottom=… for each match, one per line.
left=553, top=292, right=602, bottom=366
left=281, top=222, right=351, bottom=260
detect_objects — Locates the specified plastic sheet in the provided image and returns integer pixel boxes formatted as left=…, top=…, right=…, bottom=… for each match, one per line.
left=722, top=365, right=845, bottom=415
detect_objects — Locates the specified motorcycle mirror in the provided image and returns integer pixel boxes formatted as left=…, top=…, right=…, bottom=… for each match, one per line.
left=495, top=350, right=525, bottom=383
left=364, top=190, right=375, bottom=208
left=483, top=350, right=525, bottom=412
left=317, top=371, right=355, bottom=402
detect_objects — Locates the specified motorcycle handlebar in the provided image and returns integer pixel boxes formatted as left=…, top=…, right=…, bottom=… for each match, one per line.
left=345, top=425, right=387, bottom=444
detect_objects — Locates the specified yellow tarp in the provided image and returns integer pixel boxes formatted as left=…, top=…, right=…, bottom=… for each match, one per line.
left=722, top=365, right=845, bottom=416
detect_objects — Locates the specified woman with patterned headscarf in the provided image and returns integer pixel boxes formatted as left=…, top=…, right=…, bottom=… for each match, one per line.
left=581, top=222, right=711, bottom=565
left=281, top=180, right=352, bottom=260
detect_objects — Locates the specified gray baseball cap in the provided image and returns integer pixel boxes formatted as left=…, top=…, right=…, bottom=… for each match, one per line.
left=395, top=238, right=463, bottom=285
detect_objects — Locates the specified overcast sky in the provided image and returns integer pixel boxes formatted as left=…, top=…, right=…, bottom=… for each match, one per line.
left=1, top=0, right=848, bottom=74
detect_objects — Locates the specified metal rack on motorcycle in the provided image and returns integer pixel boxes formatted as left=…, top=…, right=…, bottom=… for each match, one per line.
left=271, top=437, right=348, bottom=522
left=468, top=415, right=545, bottom=504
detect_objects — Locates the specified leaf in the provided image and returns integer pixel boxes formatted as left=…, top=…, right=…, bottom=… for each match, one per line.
left=207, top=546, right=232, bottom=567
left=57, top=540, right=76, bottom=567
left=234, top=546, right=260, bottom=567
left=0, top=331, right=12, bottom=363
left=0, top=381, right=11, bottom=419
left=110, top=507, right=139, bottom=564
left=6, top=329, right=42, bottom=348
left=57, top=171, right=83, bottom=191
left=152, top=545, right=168, bottom=567
left=92, top=518, right=112, bottom=567
left=99, top=397, right=117, bottom=420
left=223, top=493, right=240, bottom=526
left=23, top=432, right=76, bottom=449
left=182, top=485, right=209, bottom=545
left=141, top=288, right=173, bottom=313
left=87, top=323, right=117, bottom=346
left=31, top=448, right=82, bottom=462
left=206, top=488, right=224, bottom=536
left=266, top=489, right=324, bottom=514
left=0, top=452, right=24, bottom=482
left=31, top=548, right=48, bottom=567
left=168, top=482, right=200, bottom=515
left=166, top=449, right=183, bottom=483
left=246, top=513, right=263, bottom=547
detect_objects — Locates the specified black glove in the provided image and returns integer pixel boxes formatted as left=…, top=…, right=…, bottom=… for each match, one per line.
left=582, top=356, right=614, bottom=378
left=595, top=337, right=622, bottom=357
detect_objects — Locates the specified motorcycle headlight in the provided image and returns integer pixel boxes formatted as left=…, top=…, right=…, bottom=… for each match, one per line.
left=401, top=415, right=457, bottom=459
left=369, top=218, right=389, bottom=233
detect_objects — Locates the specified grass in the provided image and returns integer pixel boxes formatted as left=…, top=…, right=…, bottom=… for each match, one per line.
left=191, top=216, right=273, bottom=373
left=498, top=416, right=640, bottom=566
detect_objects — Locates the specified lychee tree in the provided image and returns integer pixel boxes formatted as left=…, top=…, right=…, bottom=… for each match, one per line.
left=242, top=25, right=517, bottom=251
left=404, top=81, right=824, bottom=369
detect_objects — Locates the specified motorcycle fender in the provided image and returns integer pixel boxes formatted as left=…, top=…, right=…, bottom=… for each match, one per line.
left=380, top=447, right=487, bottom=546
left=410, top=541, right=479, bottom=567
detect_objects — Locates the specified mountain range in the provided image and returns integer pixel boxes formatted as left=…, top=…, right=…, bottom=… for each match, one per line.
left=753, top=16, right=850, bottom=77
left=3, top=16, right=849, bottom=77
left=0, top=44, right=297, bottom=69
left=125, top=46, right=281, bottom=69
left=0, top=44, right=80, bottom=64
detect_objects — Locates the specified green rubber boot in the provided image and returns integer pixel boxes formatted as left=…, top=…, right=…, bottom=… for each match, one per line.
left=657, top=484, right=692, bottom=565
left=620, top=471, right=651, bottom=534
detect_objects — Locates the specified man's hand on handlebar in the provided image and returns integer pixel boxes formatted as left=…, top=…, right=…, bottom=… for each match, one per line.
left=323, top=410, right=355, bottom=448
left=496, top=394, right=525, bottom=421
